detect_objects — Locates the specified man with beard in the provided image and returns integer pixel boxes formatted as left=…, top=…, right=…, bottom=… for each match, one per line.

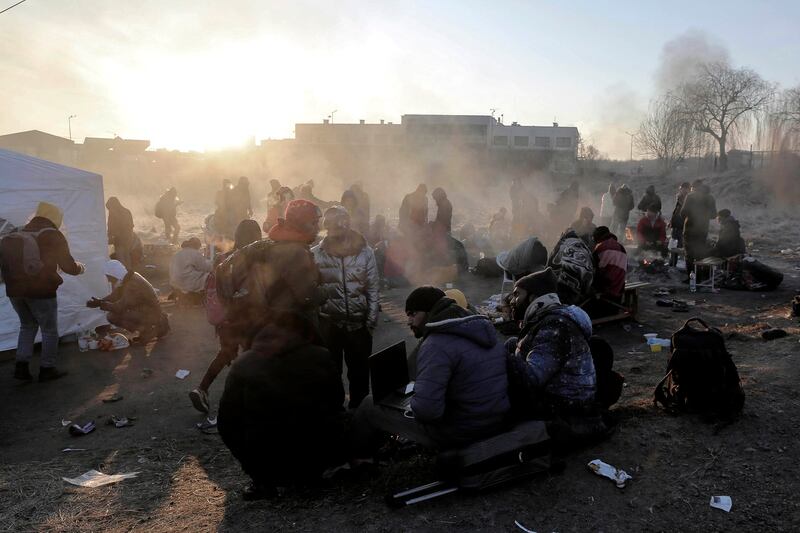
left=350, top=286, right=511, bottom=456
left=505, top=268, right=597, bottom=420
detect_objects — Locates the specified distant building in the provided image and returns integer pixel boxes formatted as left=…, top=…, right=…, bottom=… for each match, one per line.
left=0, top=130, right=77, bottom=166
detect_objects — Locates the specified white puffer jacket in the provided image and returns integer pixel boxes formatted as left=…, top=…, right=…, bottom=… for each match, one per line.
left=311, top=230, right=380, bottom=331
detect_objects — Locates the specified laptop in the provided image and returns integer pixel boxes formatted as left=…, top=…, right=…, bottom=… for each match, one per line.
left=369, top=341, right=414, bottom=411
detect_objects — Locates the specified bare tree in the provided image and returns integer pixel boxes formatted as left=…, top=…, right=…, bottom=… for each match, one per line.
left=677, top=61, right=774, bottom=171
left=635, top=94, right=697, bottom=174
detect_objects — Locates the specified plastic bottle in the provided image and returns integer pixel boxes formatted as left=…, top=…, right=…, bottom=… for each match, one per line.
left=77, top=322, right=89, bottom=352
left=689, top=271, right=697, bottom=293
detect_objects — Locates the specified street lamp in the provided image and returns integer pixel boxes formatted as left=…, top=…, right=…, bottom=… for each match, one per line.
left=68, top=115, right=77, bottom=140
left=328, top=109, right=338, bottom=123
left=625, top=130, right=636, bottom=175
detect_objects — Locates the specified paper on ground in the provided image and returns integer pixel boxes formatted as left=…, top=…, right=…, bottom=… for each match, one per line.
left=514, top=520, right=537, bottom=533
left=588, top=459, right=632, bottom=488
left=175, top=369, right=190, bottom=379
left=710, top=495, right=732, bottom=512
left=63, top=469, right=139, bottom=488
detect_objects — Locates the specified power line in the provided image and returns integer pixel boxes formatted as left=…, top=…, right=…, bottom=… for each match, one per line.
left=0, top=0, right=27, bottom=15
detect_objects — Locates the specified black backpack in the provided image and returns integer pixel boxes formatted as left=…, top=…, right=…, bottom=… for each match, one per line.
left=654, top=318, right=744, bottom=417
left=214, top=239, right=276, bottom=309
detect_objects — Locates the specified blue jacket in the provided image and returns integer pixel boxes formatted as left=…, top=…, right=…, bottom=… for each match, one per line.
left=507, top=304, right=597, bottom=411
left=412, top=312, right=511, bottom=445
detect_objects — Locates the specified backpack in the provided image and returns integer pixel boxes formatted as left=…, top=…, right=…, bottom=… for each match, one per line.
left=654, top=317, right=744, bottom=417
left=588, top=336, right=623, bottom=408
left=548, top=232, right=594, bottom=304
left=723, top=254, right=783, bottom=291
left=205, top=239, right=276, bottom=325
left=0, top=228, right=56, bottom=280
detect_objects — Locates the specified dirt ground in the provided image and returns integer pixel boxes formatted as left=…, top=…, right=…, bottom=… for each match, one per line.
left=2, top=219, right=800, bottom=532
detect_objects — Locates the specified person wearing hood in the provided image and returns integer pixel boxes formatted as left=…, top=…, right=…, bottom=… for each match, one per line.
left=505, top=268, right=597, bottom=419
left=1, top=202, right=85, bottom=381
left=106, top=196, right=135, bottom=270
left=431, top=187, right=453, bottom=235
left=88, top=260, right=169, bottom=341
left=496, top=236, right=548, bottom=281
left=680, top=180, right=717, bottom=275
left=599, top=183, right=616, bottom=227
left=169, top=237, right=212, bottom=297
left=709, top=209, right=746, bottom=258
left=637, top=185, right=662, bottom=214
left=312, top=206, right=380, bottom=409
left=611, top=184, right=634, bottom=240
left=350, top=286, right=511, bottom=455
left=218, top=309, right=348, bottom=500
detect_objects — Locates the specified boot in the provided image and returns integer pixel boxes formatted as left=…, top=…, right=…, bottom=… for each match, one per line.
left=14, top=361, right=32, bottom=381
left=39, top=367, right=68, bottom=382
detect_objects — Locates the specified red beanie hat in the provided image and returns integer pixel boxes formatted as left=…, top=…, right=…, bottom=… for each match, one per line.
left=285, top=199, right=321, bottom=226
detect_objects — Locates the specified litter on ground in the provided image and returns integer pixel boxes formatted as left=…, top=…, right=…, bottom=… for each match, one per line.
left=63, top=469, right=140, bottom=488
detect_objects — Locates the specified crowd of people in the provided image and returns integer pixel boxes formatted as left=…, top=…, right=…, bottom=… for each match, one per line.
left=1, top=173, right=748, bottom=501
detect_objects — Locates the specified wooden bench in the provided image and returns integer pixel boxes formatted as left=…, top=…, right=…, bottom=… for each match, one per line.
left=583, top=281, right=651, bottom=325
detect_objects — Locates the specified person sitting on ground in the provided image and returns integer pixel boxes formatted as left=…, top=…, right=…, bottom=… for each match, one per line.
left=189, top=220, right=262, bottom=414
left=1, top=202, right=85, bottom=382
left=496, top=236, right=549, bottom=281
left=709, top=209, right=746, bottom=258
left=169, top=237, right=212, bottom=302
left=218, top=310, right=348, bottom=500
left=636, top=207, right=668, bottom=256
left=570, top=207, right=596, bottom=247
left=505, top=268, right=597, bottom=421
left=106, top=196, right=135, bottom=271
left=637, top=185, right=662, bottom=213
left=88, top=260, right=168, bottom=341
left=312, top=206, right=380, bottom=409
left=584, top=226, right=628, bottom=318
left=350, top=287, right=511, bottom=456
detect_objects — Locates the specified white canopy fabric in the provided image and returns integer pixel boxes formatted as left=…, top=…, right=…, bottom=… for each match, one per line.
left=0, top=149, right=108, bottom=351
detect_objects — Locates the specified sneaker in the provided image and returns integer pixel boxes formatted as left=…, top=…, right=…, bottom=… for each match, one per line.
left=14, top=362, right=32, bottom=381
left=38, top=367, right=68, bottom=382
left=189, top=388, right=210, bottom=414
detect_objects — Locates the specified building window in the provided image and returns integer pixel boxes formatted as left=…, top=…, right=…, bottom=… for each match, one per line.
left=493, top=135, right=508, bottom=146
left=534, top=136, right=551, bottom=148
left=514, top=136, right=529, bottom=147
left=556, top=137, right=572, bottom=148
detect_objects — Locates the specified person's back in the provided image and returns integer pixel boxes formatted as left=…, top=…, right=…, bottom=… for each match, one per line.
left=1, top=216, right=83, bottom=299
left=218, top=319, right=346, bottom=493
left=592, top=227, right=627, bottom=300
left=681, top=188, right=716, bottom=237
left=169, top=243, right=212, bottom=293
left=413, top=304, right=510, bottom=445
left=107, top=271, right=161, bottom=314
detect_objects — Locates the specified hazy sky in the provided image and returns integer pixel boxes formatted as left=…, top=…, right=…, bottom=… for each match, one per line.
left=2, top=0, right=798, bottom=157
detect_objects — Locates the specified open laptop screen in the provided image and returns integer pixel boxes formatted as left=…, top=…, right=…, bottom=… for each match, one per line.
left=368, top=341, right=408, bottom=402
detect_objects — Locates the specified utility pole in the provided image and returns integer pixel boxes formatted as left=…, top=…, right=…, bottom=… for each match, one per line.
left=328, top=109, right=338, bottom=124
left=68, top=114, right=77, bottom=141
left=625, top=131, right=635, bottom=174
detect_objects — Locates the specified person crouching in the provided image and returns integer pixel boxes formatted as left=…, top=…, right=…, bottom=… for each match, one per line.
left=87, top=260, right=169, bottom=341
left=217, top=311, right=348, bottom=500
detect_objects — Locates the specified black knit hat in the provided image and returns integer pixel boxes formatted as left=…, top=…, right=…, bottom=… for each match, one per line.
left=405, top=286, right=446, bottom=313
left=593, top=225, right=612, bottom=242
left=514, top=267, right=558, bottom=298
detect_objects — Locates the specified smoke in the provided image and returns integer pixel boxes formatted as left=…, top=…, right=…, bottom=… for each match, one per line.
left=583, top=83, right=646, bottom=161
left=655, top=29, right=730, bottom=91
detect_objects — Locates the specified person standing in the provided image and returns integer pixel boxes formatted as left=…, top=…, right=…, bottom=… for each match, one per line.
left=598, top=183, right=616, bottom=227
left=431, top=187, right=453, bottom=235
left=233, top=176, right=253, bottom=223
left=611, top=184, right=634, bottom=241
left=349, top=182, right=371, bottom=237
left=263, top=186, right=294, bottom=233
left=312, top=206, right=379, bottom=409
left=637, top=185, right=662, bottom=214
left=214, top=179, right=235, bottom=238
left=155, top=187, right=181, bottom=244
left=399, top=184, right=428, bottom=237
left=680, top=180, right=717, bottom=276
left=668, top=182, right=691, bottom=266
left=106, top=197, right=135, bottom=270
left=0, top=202, right=85, bottom=381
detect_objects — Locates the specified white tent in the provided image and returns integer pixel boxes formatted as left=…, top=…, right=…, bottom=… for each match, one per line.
left=0, top=148, right=108, bottom=351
